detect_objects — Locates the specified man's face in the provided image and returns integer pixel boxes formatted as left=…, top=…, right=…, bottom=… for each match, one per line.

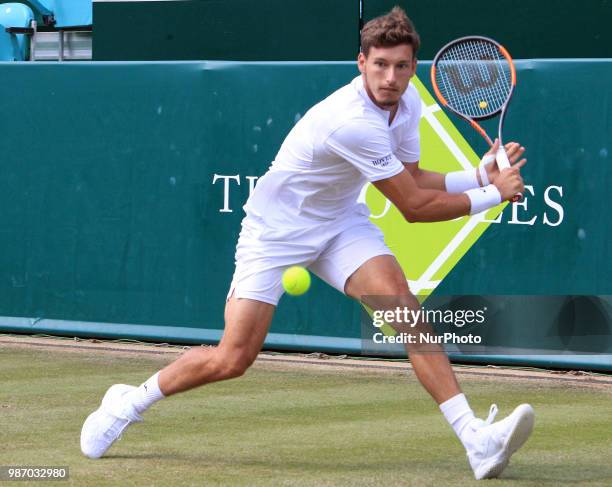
left=358, top=44, right=417, bottom=109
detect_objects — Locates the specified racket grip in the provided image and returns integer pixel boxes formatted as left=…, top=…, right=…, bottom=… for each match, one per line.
left=496, top=146, right=523, bottom=202
left=496, top=146, right=511, bottom=169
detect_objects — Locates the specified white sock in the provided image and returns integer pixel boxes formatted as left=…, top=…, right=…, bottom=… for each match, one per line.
left=125, top=372, right=166, bottom=414
left=440, top=393, right=477, bottom=446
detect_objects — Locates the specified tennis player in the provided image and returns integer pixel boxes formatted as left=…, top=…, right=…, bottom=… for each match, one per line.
left=81, top=7, right=533, bottom=479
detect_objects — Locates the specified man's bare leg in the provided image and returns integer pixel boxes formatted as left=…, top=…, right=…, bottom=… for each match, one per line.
left=344, top=254, right=535, bottom=479
left=81, top=296, right=274, bottom=458
left=159, top=297, right=275, bottom=395
left=344, top=255, right=460, bottom=404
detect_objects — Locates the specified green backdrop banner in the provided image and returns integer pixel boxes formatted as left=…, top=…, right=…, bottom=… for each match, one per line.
left=364, top=1, right=612, bottom=59
left=93, top=0, right=360, bottom=61
left=92, top=1, right=611, bottom=61
left=0, top=60, right=610, bottom=371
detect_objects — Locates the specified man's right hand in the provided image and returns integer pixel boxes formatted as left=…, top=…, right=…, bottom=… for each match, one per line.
left=493, top=159, right=526, bottom=201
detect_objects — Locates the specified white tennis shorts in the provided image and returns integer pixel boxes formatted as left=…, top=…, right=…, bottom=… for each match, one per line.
left=227, top=214, right=393, bottom=305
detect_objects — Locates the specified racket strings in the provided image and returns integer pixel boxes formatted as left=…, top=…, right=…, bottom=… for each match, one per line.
left=435, top=40, right=512, bottom=119
left=440, top=40, right=508, bottom=112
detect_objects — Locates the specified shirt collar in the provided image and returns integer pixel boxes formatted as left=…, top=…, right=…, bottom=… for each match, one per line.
left=352, top=75, right=408, bottom=127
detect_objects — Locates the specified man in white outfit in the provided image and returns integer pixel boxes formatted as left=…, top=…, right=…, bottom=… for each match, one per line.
left=81, top=7, right=534, bottom=479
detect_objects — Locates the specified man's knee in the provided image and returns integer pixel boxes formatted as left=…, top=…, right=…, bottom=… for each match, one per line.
left=346, top=267, right=411, bottom=300
left=381, top=276, right=411, bottom=297
left=214, top=348, right=257, bottom=380
left=359, top=277, right=412, bottom=302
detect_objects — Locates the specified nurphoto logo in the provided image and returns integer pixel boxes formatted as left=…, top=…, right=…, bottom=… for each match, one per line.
left=360, top=295, right=490, bottom=355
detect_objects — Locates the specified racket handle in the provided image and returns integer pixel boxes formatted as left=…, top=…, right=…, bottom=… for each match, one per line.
left=496, top=146, right=511, bottom=169
left=496, top=146, right=523, bottom=202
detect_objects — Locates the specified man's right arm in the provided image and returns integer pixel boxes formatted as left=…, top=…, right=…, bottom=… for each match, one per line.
left=323, top=117, right=524, bottom=222
left=373, top=164, right=525, bottom=223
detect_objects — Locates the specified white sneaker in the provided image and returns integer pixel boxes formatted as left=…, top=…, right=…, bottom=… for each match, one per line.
left=80, top=384, right=143, bottom=459
left=466, top=403, right=535, bottom=480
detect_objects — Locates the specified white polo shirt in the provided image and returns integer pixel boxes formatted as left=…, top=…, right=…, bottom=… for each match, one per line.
left=244, top=75, right=422, bottom=229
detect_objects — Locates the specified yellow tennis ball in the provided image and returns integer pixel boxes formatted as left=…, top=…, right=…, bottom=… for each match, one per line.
left=282, top=266, right=311, bottom=296
left=479, top=100, right=488, bottom=109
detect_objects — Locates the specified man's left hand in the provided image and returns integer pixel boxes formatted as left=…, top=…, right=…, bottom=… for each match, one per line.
left=484, top=142, right=526, bottom=184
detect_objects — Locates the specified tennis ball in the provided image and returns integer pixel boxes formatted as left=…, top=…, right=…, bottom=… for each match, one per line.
left=282, top=266, right=311, bottom=296
left=479, top=100, right=488, bottom=109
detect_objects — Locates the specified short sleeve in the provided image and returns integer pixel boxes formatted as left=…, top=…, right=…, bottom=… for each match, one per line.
left=325, top=119, right=405, bottom=182
left=394, top=89, right=422, bottom=163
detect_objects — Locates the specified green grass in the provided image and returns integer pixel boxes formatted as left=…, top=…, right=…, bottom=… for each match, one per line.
left=1, top=346, right=611, bottom=486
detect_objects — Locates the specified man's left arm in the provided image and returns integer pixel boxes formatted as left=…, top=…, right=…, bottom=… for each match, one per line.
left=403, top=162, right=445, bottom=190
left=405, top=142, right=526, bottom=191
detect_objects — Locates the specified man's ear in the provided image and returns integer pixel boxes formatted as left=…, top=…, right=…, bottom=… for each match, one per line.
left=357, top=52, right=366, bottom=74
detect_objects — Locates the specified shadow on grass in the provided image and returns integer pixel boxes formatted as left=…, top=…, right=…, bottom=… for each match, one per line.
left=502, top=464, right=612, bottom=484
left=103, top=454, right=175, bottom=460
left=101, top=452, right=416, bottom=474
left=100, top=452, right=612, bottom=484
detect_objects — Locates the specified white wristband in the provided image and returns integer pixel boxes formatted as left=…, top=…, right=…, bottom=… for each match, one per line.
left=478, top=165, right=490, bottom=186
left=445, top=169, right=479, bottom=193
left=465, top=184, right=502, bottom=215
left=480, top=153, right=495, bottom=167
left=479, top=154, right=494, bottom=186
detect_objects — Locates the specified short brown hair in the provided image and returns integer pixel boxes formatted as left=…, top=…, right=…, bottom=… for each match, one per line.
left=360, top=6, right=420, bottom=57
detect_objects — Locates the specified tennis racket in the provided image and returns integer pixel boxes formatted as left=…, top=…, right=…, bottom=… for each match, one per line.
left=430, top=36, right=522, bottom=201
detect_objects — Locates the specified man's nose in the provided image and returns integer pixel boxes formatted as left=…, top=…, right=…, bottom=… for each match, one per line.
left=386, top=67, right=397, bottom=85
